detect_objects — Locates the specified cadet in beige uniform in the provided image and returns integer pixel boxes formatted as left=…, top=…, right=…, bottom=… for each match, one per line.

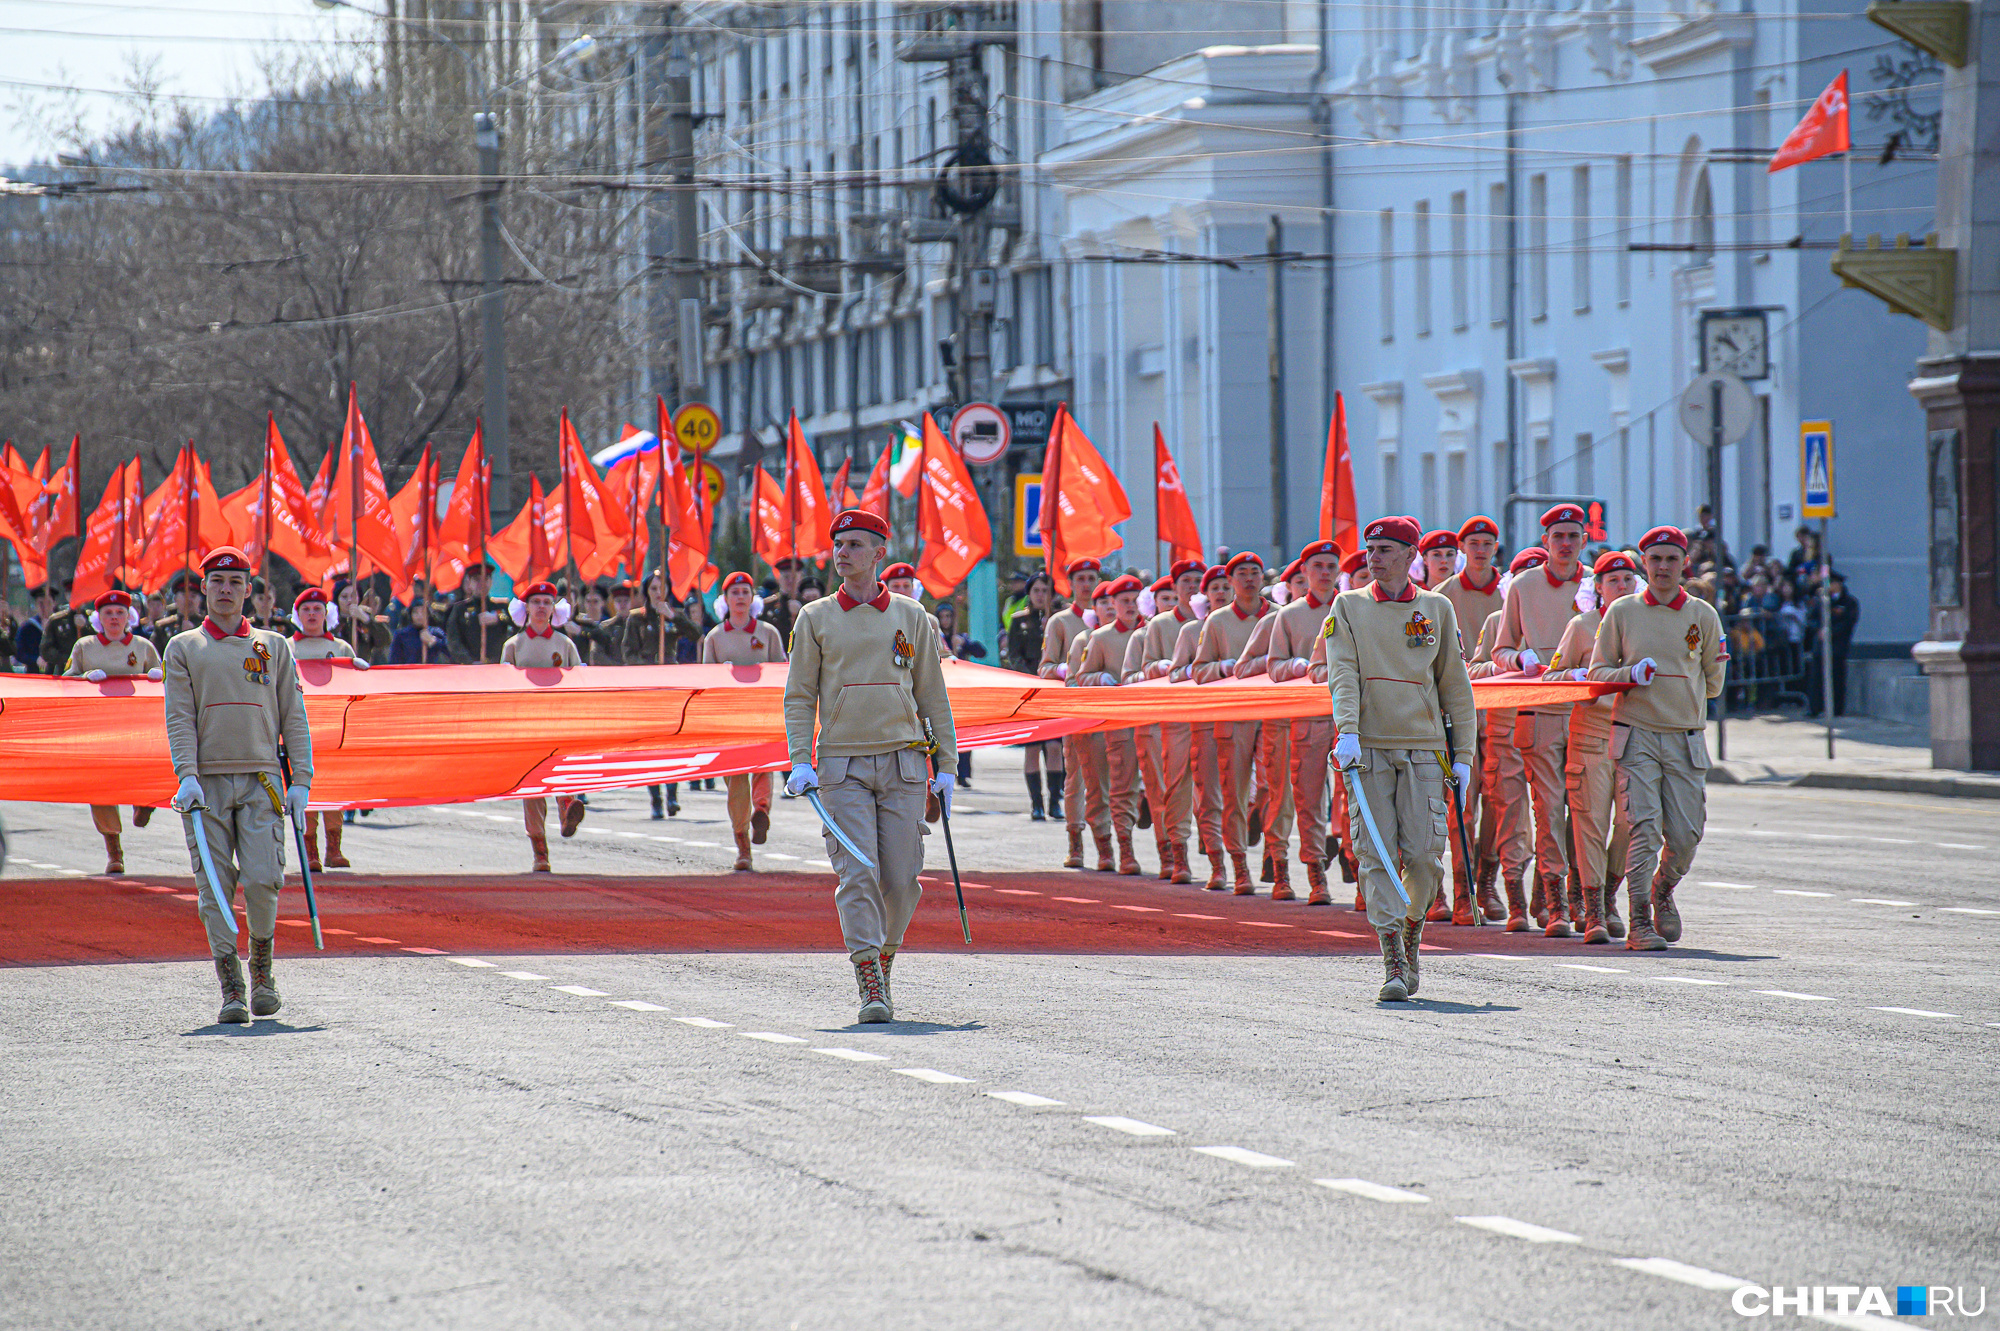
left=1588, top=526, right=1726, bottom=951
left=66, top=590, right=164, bottom=873
left=1168, top=565, right=1232, bottom=887
left=1549, top=549, right=1640, bottom=942
left=164, top=546, right=312, bottom=1024
left=502, top=581, right=585, bottom=870
left=1433, top=518, right=1507, bottom=922
left=701, top=570, right=787, bottom=871
left=1261, top=540, right=1343, bottom=905
left=287, top=587, right=369, bottom=870
left=1064, top=584, right=1117, bottom=870
left=784, top=509, right=956, bottom=1024
left=1194, top=551, right=1271, bottom=894
left=1325, top=517, right=1476, bottom=1002
left=1124, top=561, right=1203, bottom=882
left=1039, top=558, right=1101, bottom=869
left=1077, top=574, right=1148, bottom=874
left=1479, top=550, right=1545, bottom=927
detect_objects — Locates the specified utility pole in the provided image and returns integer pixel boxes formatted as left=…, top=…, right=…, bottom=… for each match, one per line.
left=1267, top=215, right=1287, bottom=558
left=476, top=111, right=510, bottom=518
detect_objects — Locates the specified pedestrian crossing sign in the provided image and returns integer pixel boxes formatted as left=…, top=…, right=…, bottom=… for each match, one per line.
left=1800, top=421, right=1835, bottom=518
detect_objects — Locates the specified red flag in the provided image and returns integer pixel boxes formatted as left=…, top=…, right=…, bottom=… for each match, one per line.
left=1037, top=404, right=1130, bottom=595
left=305, top=446, right=335, bottom=528
left=389, top=444, right=441, bottom=596
left=42, top=435, right=81, bottom=549
left=1153, top=424, right=1203, bottom=566
left=435, top=425, right=491, bottom=590
left=254, top=415, right=335, bottom=584
left=328, top=384, right=409, bottom=586
left=749, top=464, right=789, bottom=569
left=488, top=473, right=555, bottom=586
left=915, top=411, right=992, bottom=597
left=860, top=442, right=893, bottom=521
left=1319, top=392, right=1357, bottom=552
left=0, top=447, right=53, bottom=586
left=831, top=457, right=861, bottom=510
left=592, top=435, right=661, bottom=583
left=783, top=413, right=833, bottom=561
left=656, top=397, right=712, bottom=598
left=556, top=409, right=625, bottom=576
left=137, top=444, right=230, bottom=589
left=71, top=461, right=145, bottom=600
left=1770, top=70, right=1850, bottom=173
left=220, top=480, right=259, bottom=551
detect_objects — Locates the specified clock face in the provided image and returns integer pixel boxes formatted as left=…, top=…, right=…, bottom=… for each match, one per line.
left=1703, top=314, right=1768, bottom=379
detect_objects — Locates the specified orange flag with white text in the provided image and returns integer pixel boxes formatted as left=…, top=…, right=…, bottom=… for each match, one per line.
left=860, top=442, right=893, bottom=520
left=1770, top=70, right=1849, bottom=173
left=488, top=473, right=556, bottom=586
left=435, top=426, right=490, bottom=589
left=1037, top=404, right=1130, bottom=594
left=1153, top=424, right=1203, bottom=566
left=1319, top=392, right=1357, bottom=553
left=328, top=384, right=409, bottom=586
left=783, top=413, right=833, bottom=562
left=657, top=397, right=712, bottom=598
left=750, top=465, right=789, bottom=569
left=916, top=411, right=991, bottom=597
left=70, top=460, right=146, bottom=600
left=254, top=415, right=335, bottom=583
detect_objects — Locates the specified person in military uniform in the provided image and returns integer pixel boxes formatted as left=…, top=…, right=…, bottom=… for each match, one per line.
left=1433, top=518, right=1507, bottom=923
left=504, top=581, right=586, bottom=869
left=1004, top=572, right=1062, bottom=822
left=1193, top=551, right=1272, bottom=895
left=247, top=577, right=285, bottom=632
left=332, top=577, right=391, bottom=664
left=1259, top=540, right=1343, bottom=905
left=66, top=589, right=164, bottom=871
left=1125, top=559, right=1204, bottom=882
left=444, top=564, right=509, bottom=663
left=288, top=587, right=370, bottom=870
left=37, top=583, right=89, bottom=677
left=1076, top=574, right=1148, bottom=875
left=1549, top=548, right=1640, bottom=943
left=762, top=556, right=805, bottom=645
left=783, top=509, right=955, bottom=1024
left=163, top=545, right=312, bottom=1024
left=624, top=572, right=705, bottom=818
left=1325, top=517, right=1476, bottom=1003
left=1039, top=558, right=1102, bottom=868
left=1168, top=564, right=1232, bottom=888
left=701, top=571, right=787, bottom=870
left=151, top=572, right=205, bottom=654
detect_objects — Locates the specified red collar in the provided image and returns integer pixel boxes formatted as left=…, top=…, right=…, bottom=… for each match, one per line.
left=1459, top=568, right=1501, bottom=595
left=724, top=617, right=758, bottom=632
left=201, top=617, right=250, bottom=639
left=1305, top=591, right=1329, bottom=609
left=1230, top=599, right=1262, bottom=621
left=836, top=583, right=891, bottom=612
left=524, top=625, right=556, bottom=639
left=296, top=630, right=332, bottom=641
left=1544, top=563, right=1583, bottom=587
left=1371, top=581, right=1417, bottom=603
left=1643, top=587, right=1689, bottom=612
left=95, top=632, right=133, bottom=646
left=1113, top=617, right=1139, bottom=633
left=1174, top=606, right=1193, bottom=622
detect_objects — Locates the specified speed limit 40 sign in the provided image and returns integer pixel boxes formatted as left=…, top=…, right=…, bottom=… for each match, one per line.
left=672, top=401, right=722, bottom=454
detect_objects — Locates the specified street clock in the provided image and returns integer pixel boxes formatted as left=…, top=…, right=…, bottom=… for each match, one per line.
left=1699, top=307, right=1771, bottom=381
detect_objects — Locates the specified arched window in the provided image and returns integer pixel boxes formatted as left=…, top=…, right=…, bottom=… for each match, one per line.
left=1689, top=168, right=1715, bottom=260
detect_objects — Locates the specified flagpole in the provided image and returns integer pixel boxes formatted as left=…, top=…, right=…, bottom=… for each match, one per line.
left=476, top=423, right=490, bottom=663
left=1843, top=148, right=1852, bottom=237
left=260, top=420, right=273, bottom=582
left=183, top=443, right=195, bottom=588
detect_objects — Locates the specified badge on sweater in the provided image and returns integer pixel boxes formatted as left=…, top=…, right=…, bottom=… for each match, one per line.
left=127, top=651, right=138, bottom=669
left=1404, top=610, right=1437, bottom=650
left=243, top=640, right=272, bottom=684
left=1684, top=624, right=1701, bottom=660
left=892, top=629, right=915, bottom=669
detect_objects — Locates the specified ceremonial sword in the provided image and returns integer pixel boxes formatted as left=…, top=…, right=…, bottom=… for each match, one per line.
left=186, top=803, right=241, bottom=939
left=277, top=745, right=324, bottom=950
left=804, top=789, right=874, bottom=870
left=1339, top=758, right=1410, bottom=907
left=1440, top=713, right=1480, bottom=927
left=920, top=718, right=971, bottom=946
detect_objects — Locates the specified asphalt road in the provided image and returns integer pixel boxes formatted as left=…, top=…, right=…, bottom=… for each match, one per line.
left=3, top=755, right=1996, bottom=1330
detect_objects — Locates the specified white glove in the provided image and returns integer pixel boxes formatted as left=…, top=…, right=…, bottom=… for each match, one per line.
left=1631, top=657, right=1657, bottom=686
left=146, top=667, right=163, bottom=682
left=1288, top=657, right=1311, bottom=678
left=1333, top=731, right=1362, bottom=767
left=930, top=770, right=955, bottom=818
left=1569, top=667, right=1590, bottom=682
left=84, top=669, right=107, bottom=682
left=1220, top=657, right=1238, bottom=674
left=1517, top=646, right=1540, bottom=671
left=284, top=785, right=309, bottom=819
left=1452, top=762, right=1473, bottom=792
left=351, top=657, right=372, bottom=670
left=173, top=775, right=204, bottom=812
left=1054, top=663, right=1069, bottom=680
left=785, top=763, right=818, bottom=796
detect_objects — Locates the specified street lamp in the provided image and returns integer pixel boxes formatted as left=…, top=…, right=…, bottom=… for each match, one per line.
left=312, top=1, right=593, bottom=517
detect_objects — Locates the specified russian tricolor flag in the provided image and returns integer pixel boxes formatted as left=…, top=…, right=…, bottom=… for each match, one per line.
left=591, top=423, right=659, bottom=470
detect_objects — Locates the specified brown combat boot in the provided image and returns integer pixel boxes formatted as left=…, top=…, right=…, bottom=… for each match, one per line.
left=1155, top=839, right=1173, bottom=881
left=1529, top=873, right=1549, bottom=929
left=323, top=817, right=350, bottom=869
left=751, top=807, right=770, bottom=844
left=1094, top=833, right=1115, bottom=873
left=1376, top=929, right=1409, bottom=1002
left=214, top=953, right=249, bottom=1025
left=1116, top=832, right=1141, bottom=876
left=1170, top=843, right=1194, bottom=885
left=1400, top=916, right=1424, bottom=996
left=1305, top=860, right=1332, bottom=905
left=1064, top=827, right=1085, bottom=869
left=560, top=797, right=587, bottom=838
left=1503, top=876, right=1531, bottom=932
left=1580, top=885, right=1610, bottom=944
left=733, top=831, right=753, bottom=872
left=529, top=834, right=551, bottom=873
left=1205, top=851, right=1227, bottom=890
left=1451, top=874, right=1479, bottom=926
left=1269, top=852, right=1295, bottom=901
left=103, top=834, right=124, bottom=875
left=1476, top=856, right=1505, bottom=921
left=133, top=805, right=153, bottom=828
left=1260, top=853, right=1274, bottom=883
left=1426, top=879, right=1452, bottom=921
left=303, top=816, right=322, bottom=873
left=1603, top=875, right=1627, bottom=939
left=248, top=935, right=281, bottom=1016
left=1650, top=874, right=1683, bottom=943
left=1231, top=853, right=1254, bottom=895
left=1543, top=872, right=1574, bottom=938
left=1625, top=883, right=1668, bottom=951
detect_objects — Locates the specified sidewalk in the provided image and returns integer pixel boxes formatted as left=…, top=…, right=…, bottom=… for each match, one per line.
left=1705, top=713, right=2000, bottom=799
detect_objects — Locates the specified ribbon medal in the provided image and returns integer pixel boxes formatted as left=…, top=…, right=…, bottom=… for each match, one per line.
left=892, top=629, right=915, bottom=670
left=1404, top=609, right=1437, bottom=650
left=1684, top=623, right=1701, bottom=661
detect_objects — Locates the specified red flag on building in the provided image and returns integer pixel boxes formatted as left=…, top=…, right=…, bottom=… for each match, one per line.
left=1037, top=404, right=1131, bottom=595
left=1770, top=70, right=1850, bottom=173
left=1153, top=424, right=1203, bottom=566
left=859, top=442, right=893, bottom=520
left=915, top=411, right=992, bottom=597
left=783, top=413, right=833, bottom=562
left=1319, top=392, right=1357, bottom=552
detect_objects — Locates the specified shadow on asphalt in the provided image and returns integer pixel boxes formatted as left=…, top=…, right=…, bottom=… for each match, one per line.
left=1640, top=949, right=1781, bottom=963
left=819, top=1020, right=988, bottom=1035
left=1391, top=1000, right=1523, bottom=1014
left=180, top=1022, right=329, bottom=1037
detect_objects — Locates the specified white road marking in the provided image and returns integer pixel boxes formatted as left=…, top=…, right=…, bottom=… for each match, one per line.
left=1774, top=889, right=1834, bottom=898
left=1942, top=907, right=2000, bottom=916
left=742, top=1032, right=808, bottom=1044
left=1609, top=1257, right=1751, bottom=1291
left=812, top=1048, right=888, bottom=1062
left=1649, top=976, right=1728, bottom=985
left=609, top=1001, right=668, bottom=1011
left=764, top=853, right=800, bottom=861
left=1456, top=1216, right=1580, bottom=1244
left=994, top=889, right=1041, bottom=896
left=987, top=1091, right=1064, bottom=1107
left=172, top=893, right=198, bottom=902
left=1755, top=990, right=1836, bottom=1002
left=583, top=828, right=613, bottom=836
left=450, top=958, right=497, bottom=968
left=1241, top=921, right=1293, bottom=929
left=59, top=868, right=86, bottom=876
left=140, top=885, right=176, bottom=894
left=551, top=985, right=609, bottom=997
left=1313, top=929, right=1367, bottom=938
left=1174, top=913, right=1225, bottom=920
left=356, top=936, right=402, bottom=944
left=616, top=832, right=646, bottom=839
left=500, top=971, right=549, bottom=981
left=808, top=860, right=834, bottom=868
left=1192, top=1146, right=1294, bottom=1168
left=894, top=1069, right=973, bottom=1084
left=650, top=836, right=682, bottom=843
left=1871, top=1006, right=1960, bottom=1019
left=1699, top=880, right=1757, bottom=890
left=1851, top=898, right=1917, bottom=907
left=1084, top=1116, right=1176, bottom=1136
left=673, top=1017, right=732, bottom=1028
left=1937, top=842, right=1986, bottom=850
left=1561, top=964, right=1628, bottom=973
left=1052, top=897, right=1100, bottom=904
left=683, top=840, right=719, bottom=848
left=1110, top=905, right=1163, bottom=913
left=402, top=947, right=448, bottom=955
left=1316, top=1178, right=1429, bottom=1204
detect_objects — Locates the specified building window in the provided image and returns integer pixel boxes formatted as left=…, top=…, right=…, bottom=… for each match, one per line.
left=1690, top=168, right=1715, bottom=260
left=891, top=317, right=907, bottom=400
left=1615, top=155, right=1632, bottom=306
left=1450, top=190, right=1469, bottom=331
left=1575, top=432, right=1594, bottom=500
left=1447, top=450, right=1467, bottom=519
left=1420, top=451, right=1438, bottom=520
left=1488, top=182, right=1509, bottom=326
left=1382, top=450, right=1400, bottom=511
left=1533, top=431, right=1553, bottom=492
left=1379, top=208, right=1395, bottom=343
left=1414, top=200, right=1432, bottom=337
left=1572, top=164, right=1591, bottom=313
left=1527, top=173, right=1548, bottom=320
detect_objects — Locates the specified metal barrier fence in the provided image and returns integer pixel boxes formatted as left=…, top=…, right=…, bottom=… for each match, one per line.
left=1720, top=609, right=1813, bottom=714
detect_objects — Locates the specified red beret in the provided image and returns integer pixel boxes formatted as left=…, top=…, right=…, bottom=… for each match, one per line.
left=1296, top=539, right=1341, bottom=564
left=1201, top=564, right=1232, bottom=590
left=1341, top=549, right=1368, bottom=574
left=719, top=570, right=754, bottom=592
left=1363, top=515, right=1421, bottom=546
left=1509, top=547, right=1549, bottom=575
left=293, top=587, right=330, bottom=609
left=94, top=590, right=133, bottom=611
left=1101, top=574, right=1144, bottom=598
left=1593, top=550, right=1640, bottom=578
left=1149, top=575, right=1174, bottom=595
left=1065, top=558, right=1102, bottom=578
left=1168, top=557, right=1206, bottom=581
left=520, top=581, right=559, bottom=600
left=1458, top=515, right=1500, bottom=541
left=830, top=508, right=890, bottom=540
left=1224, top=550, right=1264, bottom=573
left=1541, top=502, right=1588, bottom=531
left=882, top=562, right=918, bottom=582
left=1281, top=560, right=1303, bottom=583
left=1639, top=525, right=1689, bottom=552
left=199, top=545, right=251, bottom=573
left=1417, top=529, right=1459, bottom=554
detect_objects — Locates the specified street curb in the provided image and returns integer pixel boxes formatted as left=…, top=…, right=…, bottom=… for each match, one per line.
left=1793, top=771, right=2000, bottom=800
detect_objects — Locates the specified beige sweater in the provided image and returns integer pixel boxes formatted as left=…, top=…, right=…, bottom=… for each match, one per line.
left=1080, top=617, right=1143, bottom=684
left=290, top=633, right=356, bottom=662
left=1039, top=605, right=1088, bottom=676
left=1550, top=606, right=1617, bottom=739
left=1494, top=564, right=1586, bottom=674
left=701, top=617, right=787, bottom=666
left=163, top=619, right=313, bottom=782
left=1325, top=585, right=1476, bottom=762
left=784, top=587, right=956, bottom=767
left=1125, top=607, right=1193, bottom=680
left=1194, top=599, right=1270, bottom=682
left=1587, top=588, right=1725, bottom=733
left=65, top=632, right=160, bottom=677
left=502, top=627, right=582, bottom=669
left=1437, top=569, right=1506, bottom=662
left=1267, top=593, right=1334, bottom=671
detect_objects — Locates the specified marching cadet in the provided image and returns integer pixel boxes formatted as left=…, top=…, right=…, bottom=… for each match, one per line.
left=65, top=589, right=164, bottom=872
left=1039, top=558, right=1101, bottom=869
left=1340, top=547, right=1371, bottom=592
left=1432, top=518, right=1507, bottom=923
left=1549, top=549, right=1640, bottom=942
left=163, top=546, right=312, bottom=1024
left=1493, top=505, right=1591, bottom=931
left=1193, top=551, right=1271, bottom=894
left=447, top=564, right=512, bottom=663
left=701, top=571, right=788, bottom=871
left=1125, top=563, right=1201, bottom=881
left=1168, top=564, right=1232, bottom=888
left=1418, top=530, right=1461, bottom=594
left=151, top=572, right=203, bottom=653
left=332, top=578, right=391, bottom=664
left=1236, top=582, right=1291, bottom=890
left=1005, top=572, right=1061, bottom=822
left=1065, top=582, right=1118, bottom=871
left=1588, top=526, right=1725, bottom=951
left=38, top=584, right=88, bottom=676
left=503, top=581, right=586, bottom=871
left=1476, top=548, right=1546, bottom=929
left=882, top=562, right=947, bottom=650
left=1077, top=573, right=1148, bottom=875
left=287, top=587, right=370, bottom=870
left=1302, top=600, right=1365, bottom=909
left=624, top=573, right=705, bottom=819
left=782, top=509, right=956, bottom=1024
left=1325, top=517, right=1476, bottom=1003
left=247, top=577, right=285, bottom=632
left=1263, top=540, right=1343, bottom=905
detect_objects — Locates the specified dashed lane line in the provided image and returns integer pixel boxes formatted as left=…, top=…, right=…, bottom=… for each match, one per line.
left=402, top=947, right=447, bottom=955
left=1755, top=990, right=1836, bottom=1002
left=1650, top=976, right=1729, bottom=986
left=1942, top=907, right=2000, bottom=916
left=1561, top=964, right=1628, bottom=974
left=609, top=1001, right=668, bottom=1012
left=988, top=1092, right=1064, bottom=1107
left=1699, top=881, right=1758, bottom=890
left=1774, top=889, right=1834, bottom=898
left=1851, top=898, right=1917, bottom=906
left=1241, top=921, right=1293, bottom=929
left=450, top=958, right=497, bottom=968
left=895, top=1068, right=973, bottom=1084
left=1316, top=1178, right=1429, bottom=1204
left=672, top=1017, right=732, bottom=1028
left=1456, top=1216, right=1581, bottom=1244
left=742, top=1032, right=808, bottom=1044
left=1192, top=1146, right=1295, bottom=1168
left=356, top=936, right=402, bottom=945
left=1609, top=1257, right=1750, bottom=1292
left=1052, top=897, right=1100, bottom=904
left=812, top=1048, right=888, bottom=1062
left=1174, top=913, right=1225, bottom=920
left=551, top=985, right=609, bottom=997
left=1871, top=1006, right=1961, bottom=1019
left=500, top=971, right=549, bottom=981
left=1084, top=1116, right=1176, bottom=1137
